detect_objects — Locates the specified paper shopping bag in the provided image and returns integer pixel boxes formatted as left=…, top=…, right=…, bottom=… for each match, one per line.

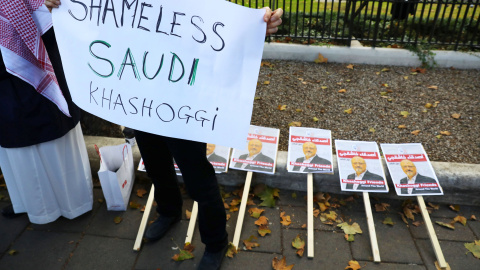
left=97, top=143, right=135, bottom=211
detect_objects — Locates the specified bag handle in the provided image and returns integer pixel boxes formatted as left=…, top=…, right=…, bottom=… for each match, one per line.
left=122, top=144, right=129, bottom=160
left=94, top=144, right=102, bottom=164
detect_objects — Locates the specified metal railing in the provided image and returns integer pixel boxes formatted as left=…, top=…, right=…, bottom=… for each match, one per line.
left=228, top=0, right=480, bottom=50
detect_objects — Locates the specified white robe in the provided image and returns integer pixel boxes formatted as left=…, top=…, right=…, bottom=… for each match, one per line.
left=0, top=124, right=93, bottom=224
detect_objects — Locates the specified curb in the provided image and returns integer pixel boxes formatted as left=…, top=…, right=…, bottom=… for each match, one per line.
left=262, top=43, right=480, bottom=69
left=85, top=135, right=480, bottom=206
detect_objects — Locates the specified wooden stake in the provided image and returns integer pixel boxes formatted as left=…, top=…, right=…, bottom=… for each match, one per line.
left=417, top=195, right=448, bottom=269
left=232, top=171, right=253, bottom=249
left=363, top=192, right=381, bottom=262
left=133, top=185, right=155, bottom=251
left=307, top=173, right=314, bottom=258
left=185, top=201, right=198, bottom=244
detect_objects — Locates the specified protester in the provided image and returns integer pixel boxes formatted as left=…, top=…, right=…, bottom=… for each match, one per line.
left=45, top=0, right=282, bottom=268
left=0, top=0, right=93, bottom=224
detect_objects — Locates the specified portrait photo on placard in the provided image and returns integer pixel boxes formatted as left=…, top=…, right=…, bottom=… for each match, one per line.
left=287, top=127, right=333, bottom=174
left=230, top=125, right=280, bottom=174
left=206, top=143, right=231, bottom=173
left=381, top=143, right=443, bottom=196
left=335, top=140, right=388, bottom=193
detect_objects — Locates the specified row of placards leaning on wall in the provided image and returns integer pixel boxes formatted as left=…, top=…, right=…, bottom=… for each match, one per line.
left=138, top=125, right=443, bottom=196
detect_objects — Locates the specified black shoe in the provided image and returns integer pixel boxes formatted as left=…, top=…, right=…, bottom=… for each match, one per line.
left=144, top=214, right=181, bottom=241
left=1, top=204, right=24, bottom=218
left=197, top=244, right=228, bottom=270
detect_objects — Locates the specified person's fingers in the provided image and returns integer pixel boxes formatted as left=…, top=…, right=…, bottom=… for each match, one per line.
left=263, top=7, right=272, bottom=22
left=270, top=8, right=284, bottom=22
left=44, top=0, right=61, bottom=10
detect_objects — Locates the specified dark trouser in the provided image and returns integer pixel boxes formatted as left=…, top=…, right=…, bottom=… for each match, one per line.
left=134, top=130, right=227, bottom=252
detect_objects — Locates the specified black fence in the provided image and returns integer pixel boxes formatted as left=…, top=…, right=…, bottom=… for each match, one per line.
left=228, top=0, right=480, bottom=51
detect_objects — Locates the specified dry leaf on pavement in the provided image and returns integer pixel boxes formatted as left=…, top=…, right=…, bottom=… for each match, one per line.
left=272, top=256, right=294, bottom=270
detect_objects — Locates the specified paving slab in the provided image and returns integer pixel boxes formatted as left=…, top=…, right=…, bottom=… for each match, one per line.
left=65, top=235, right=137, bottom=270
left=347, top=211, right=424, bottom=264
left=467, top=219, right=480, bottom=238
left=0, top=202, right=29, bottom=255
left=409, top=217, right=476, bottom=241
left=0, top=230, right=80, bottom=270
left=222, top=251, right=280, bottom=270
left=357, top=261, right=426, bottom=270
left=283, top=229, right=352, bottom=269
left=86, top=183, right=150, bottom=239
left=416, top=239, right=480, bottom=270
left=30, top=188, right=104, bottom=233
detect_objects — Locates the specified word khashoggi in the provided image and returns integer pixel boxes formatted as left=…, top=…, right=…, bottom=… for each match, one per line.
left=89, top=81, right=219, bottom=130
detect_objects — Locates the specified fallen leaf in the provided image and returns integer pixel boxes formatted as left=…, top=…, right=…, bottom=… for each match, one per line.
left=288, top=121, right=302, bottom=127
left=314, top=53, right=328, bottom=63
left=325, top=211, right=338, bottom=221
left=243, top=235, right=260, bottom=250
left=291, top=192, right=297, bottom=199
left=411, top=67, right=426, bottom=73
left=292, top=234, right=305, bottom=257
left=226, top=243, right=237, bottom=258
left=321, top=86, right=328, bottom=89
left=346, top=64, right=354, bottom=69
left=398, top=125, right=407, bottom=129
left=337, top=222, right=363, bottom=235
left=471, top=215, right=477, bottom=221
left=281, top=215, right=292, bottom=226
left=436, top=135, right=442, bottom=139
left=186, top=209, right=192, bottom=220
left=338, top=89, right=347, bottom=93
left=411, top=130, right=421, bottom=135
left=454, top=216, right=467, bottom=226
left=301, top=224, right=307, bottom=228
left=383, top=217, right=395, bottom=226
left=114, top=216, right=123, bottom=224
left=380, top=91, right=388, bottom=96
left=184, top=242, right=195, bottom=252
left=7, top=250, right=17, bottom=256
left=272, top=256, right=294, bottom=270
left=451, top=113, right=461, bottom=119
left=381, top=68, right=390, bottom=72
left=425, top=103, right=432, bottom=108
left=428, top=203, right=440, bottom=210
left=136, top=188, right=147, bottom=198
left=435, top=221, right=455, bottom=230
left=258, top=225, right=271, bottom=236
left=345, top=234, right=355, bottom=241
left=313, top=209, right=320, bottom=217
left=257, top=185, right=280, bottom=207
left=229, top=205, right=239, bottom=212
left=382, top=83, right=389, bottom=87
left=399, top=212, right=409, bottom=225
left=404, top=207, right=415, bottom=221
left=172, top=248, right=194, bottom=261
left=264, top=81, right=270, bottom=85
left=344, top=108, right=353, bottom=114
left=427, top=85, right=438, bottom=90
left=318, top=202, right=329, bottom=212
left=295, top=109, right=303, bottom=112
left=345, top=260, right=362, bottom=270
left=449, top=205, right=460, bottom=212
left=248, top=208, right=265, bottom=219
left=98, top=198, right=104, bottom=203
left=440, top=131, right=451, bottom=136
left=465, top=240, right=480, bottom=259
left=412, top=221, right=423, bottom=227
left=375, top=203, right=390, bottom=212
left=254, top=96, right=261, bottom=100
left=226, top=214, right=230, bottom=221
left=312, top=117, right=319, bottom=122
left=129, top=201, right=141, bottom=209
left=255, top=216, right=269, bottom=226
left=400, top=111, right=410, bottom=118
left=369, top=128, right=375, bottom=133
left=278, top=105, right=287, bottom=111
left=404, top=76, right=409, bottom=80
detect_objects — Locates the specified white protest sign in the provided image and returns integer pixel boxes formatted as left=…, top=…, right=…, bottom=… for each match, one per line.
left=52, top=0, right=266, bottom=149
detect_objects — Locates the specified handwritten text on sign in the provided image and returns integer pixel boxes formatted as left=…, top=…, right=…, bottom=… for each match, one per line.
left=53, top=0, right=266, bottom=149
